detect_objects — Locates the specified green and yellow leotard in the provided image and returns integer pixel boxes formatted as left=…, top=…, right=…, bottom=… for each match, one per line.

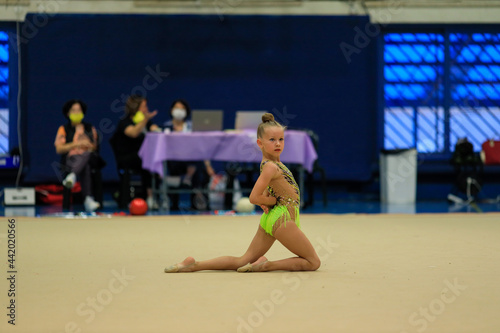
left=259, top=160, right=300, bottom=236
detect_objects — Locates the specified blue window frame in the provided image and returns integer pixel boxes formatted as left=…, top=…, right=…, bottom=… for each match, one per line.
left=0, top=31, right=9, bottom=155
left=384, top=31, right=500, bottom=155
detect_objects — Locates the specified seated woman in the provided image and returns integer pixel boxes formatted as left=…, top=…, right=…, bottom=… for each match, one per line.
left=54, top=99, right=101, bottom=212
left=163, top=99, right=192, bottom=133
left=112, top=95, right=160, bottom=208
left=163, top=99, right=214, bottom=210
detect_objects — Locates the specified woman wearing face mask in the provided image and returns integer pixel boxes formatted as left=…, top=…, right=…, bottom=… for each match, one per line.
left=54, top=99, right=101, bottom=212
left=112, top=95, right=160, bottom=208
left=163, top=99, right=192, bottom=133
left=163, top=99, right=214, bottom=210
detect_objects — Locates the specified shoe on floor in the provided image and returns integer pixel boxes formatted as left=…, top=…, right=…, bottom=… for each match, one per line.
left=62, top=172, right=76, bottom=189
left=84, top=196, right=100, bottom=212
left=146, top=196, right=159, bottom=210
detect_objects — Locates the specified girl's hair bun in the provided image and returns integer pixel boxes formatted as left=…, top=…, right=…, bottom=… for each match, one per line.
left=262, top=113, right=275, bottom=123
left=257, top=112, right=285, bottom=138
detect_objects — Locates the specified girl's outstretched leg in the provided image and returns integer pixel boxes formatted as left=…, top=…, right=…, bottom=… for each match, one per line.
left=164, top=257, right=196, bottom=272
left=164, top=226, right=275, bottom=272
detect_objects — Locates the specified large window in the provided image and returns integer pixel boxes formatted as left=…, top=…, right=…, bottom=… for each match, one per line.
left=384, top=31, right=500, bottom=155
left=0, top=31, right=8, bottom=155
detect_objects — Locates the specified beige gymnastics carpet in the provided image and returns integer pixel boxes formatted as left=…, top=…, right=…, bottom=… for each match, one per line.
left=1, top=213, right=499, bottom=333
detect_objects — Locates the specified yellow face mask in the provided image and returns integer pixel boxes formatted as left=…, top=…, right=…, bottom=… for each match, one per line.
left=132, top=111, right=145, bottom=124
left=69, top=112, right=84, bottom=124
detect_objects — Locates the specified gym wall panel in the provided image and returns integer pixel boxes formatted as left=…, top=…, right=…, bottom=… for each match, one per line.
left=20, top=14, right=377, bottom=183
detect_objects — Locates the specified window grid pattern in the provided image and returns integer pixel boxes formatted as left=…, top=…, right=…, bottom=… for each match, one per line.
left=0, top=31, right=8, bottom=155
left=449, top=33, right=500, bottom=151
left=384, top=32, right=500, bottom=154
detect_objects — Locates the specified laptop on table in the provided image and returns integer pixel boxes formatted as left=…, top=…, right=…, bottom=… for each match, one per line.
left=235, top=111, right=267, bottom=130
left=191, top=110, right=224, bottom=132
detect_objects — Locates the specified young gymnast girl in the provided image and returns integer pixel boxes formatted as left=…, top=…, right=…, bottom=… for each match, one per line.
left=164, top=113, right=321, bottom=272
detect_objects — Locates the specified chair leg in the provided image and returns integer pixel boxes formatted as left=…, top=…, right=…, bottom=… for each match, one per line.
left=120, top=171, right=131, bottom=209
left=92, top=170, right=103, bottom=207
left=224, top=173, right=235, bottom=210
left=62, top=187, right=71, bottom=210
left=306, top=171, right=314, bottom=208
left=320, top=169, right=328, bottom=207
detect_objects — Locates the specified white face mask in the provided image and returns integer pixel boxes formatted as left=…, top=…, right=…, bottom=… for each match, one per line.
left=172, top=108, right=187, bottom=120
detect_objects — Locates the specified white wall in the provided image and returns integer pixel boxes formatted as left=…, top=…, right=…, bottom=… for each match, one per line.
left=0, top=0, right=500, bottom=23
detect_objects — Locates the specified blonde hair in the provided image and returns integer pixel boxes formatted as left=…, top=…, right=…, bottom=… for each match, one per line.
left=257, top=113, right=286, bottom=138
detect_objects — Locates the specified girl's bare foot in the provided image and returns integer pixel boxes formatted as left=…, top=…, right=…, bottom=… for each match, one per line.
left=237, top=256, right=268, bottom=272
left=164, top=256, right=196, bottom=273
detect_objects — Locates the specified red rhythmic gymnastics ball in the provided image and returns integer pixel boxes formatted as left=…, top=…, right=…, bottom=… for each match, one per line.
left=129, top=198, right=148, bottom=215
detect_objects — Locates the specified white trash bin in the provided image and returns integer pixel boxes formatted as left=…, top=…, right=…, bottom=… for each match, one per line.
left=380, top=148, right=417, bottom=204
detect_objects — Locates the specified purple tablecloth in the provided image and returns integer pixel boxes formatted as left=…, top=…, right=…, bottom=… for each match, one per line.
left=138, top=130, right=318, bottom=177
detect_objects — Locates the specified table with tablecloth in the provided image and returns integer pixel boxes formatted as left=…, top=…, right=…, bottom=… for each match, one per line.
left=138, top=130, right=318, bottom=210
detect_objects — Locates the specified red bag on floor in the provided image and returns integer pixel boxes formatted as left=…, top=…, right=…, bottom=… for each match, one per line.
left=35, top=182, right=81, bottom=205
left=481, top=140, right=500, bottom=165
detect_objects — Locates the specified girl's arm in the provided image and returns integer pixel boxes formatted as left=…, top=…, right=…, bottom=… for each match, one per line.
left=249, top=163, right=277, bottom=208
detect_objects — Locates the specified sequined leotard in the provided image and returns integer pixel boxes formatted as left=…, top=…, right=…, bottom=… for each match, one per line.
left=259, top=160, right=300, bottom=236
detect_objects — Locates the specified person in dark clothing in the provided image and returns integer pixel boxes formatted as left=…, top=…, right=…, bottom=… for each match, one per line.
left=111, top=95, right=160, bottom=207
